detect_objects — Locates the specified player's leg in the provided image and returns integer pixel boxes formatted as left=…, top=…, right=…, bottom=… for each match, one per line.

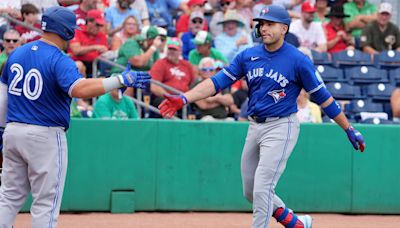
left=24, top=126, right=68, bottom=228
left=252, top=114, right=300, bottom=228
left=241, top=122, right=260, bottom=203
left=0, top=124, right=31, bottom=228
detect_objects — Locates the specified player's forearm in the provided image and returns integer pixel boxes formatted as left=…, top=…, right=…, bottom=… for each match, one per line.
left=185, top=78, right=217, bottom=103
left=71, top=78, right=123, bottom=98
left=320, top=97, right=350, bottom=130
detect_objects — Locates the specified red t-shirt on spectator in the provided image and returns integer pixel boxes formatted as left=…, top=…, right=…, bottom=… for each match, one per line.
left=175, top=14, right=208, bottom=36
left=150, top=58, right=196, bottom=93
left=69, top=29, right=108, bottom=62
left=325, top=22, right=348, bottom=53
left=15, top=23, right=41, bottom=42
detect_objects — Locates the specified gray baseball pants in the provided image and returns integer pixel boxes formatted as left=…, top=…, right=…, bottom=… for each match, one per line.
left=241, top=113, right=300, bottom=228
left=0, top=122, right=68, bottom=228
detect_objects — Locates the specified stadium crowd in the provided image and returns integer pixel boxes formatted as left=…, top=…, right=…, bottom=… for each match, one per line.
left=0, top=0, right=400, bottom=123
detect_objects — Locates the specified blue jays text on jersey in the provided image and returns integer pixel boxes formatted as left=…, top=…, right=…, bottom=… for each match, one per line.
left=214, top=41, right=325, bottom=118
left=0, top=40, right=83, bottom=129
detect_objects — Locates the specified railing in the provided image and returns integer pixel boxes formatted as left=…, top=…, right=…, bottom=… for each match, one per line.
left=92, top=57, right=187, bottom=119
left=0, top=13, right=43, bottom=34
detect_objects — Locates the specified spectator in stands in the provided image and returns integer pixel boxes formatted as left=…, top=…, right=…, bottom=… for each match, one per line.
left=391, top=88, right=400, bottom=122
left=149, top=37, right=196, bottom=108
left=175, top=0, right=209, bottom=37
left=235, top=0, right=253, bottom=33
left=191, top=57, right=235, bottom=121
left=189, top=31, right=228, bottom=66
left=215, top=10, right=253, bottom=63
left=105, top=0, right=141, bottom=36
left=361, top=2, right=400, bottom=55
left=0, top=2, right=21, bottom=39
left=314, top=0, right=329, bottom=23
left=108, top=0, right=150, bottom=26
left=69, top=9, right=109, bottom=77
left=15, top=3, right=41, bottom=43
left=146, top=0, right=190, bottom=37
left=74, top=0, right=98, bottom=28
left=343, top=0, right=377, bottom=48
left=297, top=89, right=322, bottom=123
left=325, top=5, right=355, bottom=53
left=0, top=29, right=21, bottom=68
left=22, top=0, right=63, bottom=12
left=111, top=15, right=140, bottom=51
left=113, top=26, right=163, bottom=73
left=290, top=2, right=327, bottom=52
left=93, top=88, right=139, bottom=119
left=181, top=11, right=206, bottom=60
left=210, top=0, right=236, bottom=37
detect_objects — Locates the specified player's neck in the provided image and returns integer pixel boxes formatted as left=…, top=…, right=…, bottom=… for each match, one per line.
left=264, top=38, right=284, bottom=52
left=40, top=33, right=64, bottom=50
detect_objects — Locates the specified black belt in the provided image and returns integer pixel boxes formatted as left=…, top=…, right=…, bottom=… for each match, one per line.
left=250, top=115, right=280, bottom=123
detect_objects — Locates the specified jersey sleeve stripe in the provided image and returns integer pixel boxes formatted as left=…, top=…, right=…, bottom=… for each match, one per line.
left=307, top=83, right=324, bottom=95
left=68, top=78, right=85, bottom=97
left=222, top=68, right=237, bottom=81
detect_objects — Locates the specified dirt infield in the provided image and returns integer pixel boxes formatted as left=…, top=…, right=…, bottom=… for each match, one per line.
left=14, top=212, right=400, bottom=228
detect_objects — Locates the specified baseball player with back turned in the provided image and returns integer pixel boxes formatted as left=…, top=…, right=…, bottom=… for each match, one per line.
left=159, top=5, right=365, bottom=228
left=0, top=6, right=150, bottom=228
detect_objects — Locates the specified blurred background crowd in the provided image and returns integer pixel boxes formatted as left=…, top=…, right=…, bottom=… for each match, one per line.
left=1, top=0, right=400, bottom=124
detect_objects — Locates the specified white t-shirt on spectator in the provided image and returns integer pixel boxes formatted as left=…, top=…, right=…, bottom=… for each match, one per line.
left=289, top=19, right=327, bottom=50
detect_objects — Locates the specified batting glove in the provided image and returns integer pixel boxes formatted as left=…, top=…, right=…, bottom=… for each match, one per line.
left=158, top=94, right=187, bottom=118
left=118, top=63, right=151, bottom=90
left=345, top=125, right=365, bottom=152
left=0, top=127, right=4, bottom=151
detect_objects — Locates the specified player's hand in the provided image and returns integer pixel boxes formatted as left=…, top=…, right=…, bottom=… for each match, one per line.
left=158, top=94, right=187, bottom=118
left=0, top=127, right=4, bottom=151
left=118, top=63, right=151, bottom=90
left=345, top=125, right=365, bottom=152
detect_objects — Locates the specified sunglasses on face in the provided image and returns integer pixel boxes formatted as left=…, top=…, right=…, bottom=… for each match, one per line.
left=192, top=19, right=203, bottom=24
left=4, top=39, right=19, bottom=43
left=220, top=2, right=231, bottom=7
left=200, top=67, right=215, bottom=72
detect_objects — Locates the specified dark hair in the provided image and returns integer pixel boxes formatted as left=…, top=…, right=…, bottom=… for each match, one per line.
left=21, top=3, right=40, bottom=17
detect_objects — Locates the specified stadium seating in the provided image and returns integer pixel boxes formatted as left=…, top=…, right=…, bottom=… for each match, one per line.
left=359, top=117, right=395, bottom=125
left=311, top=50, right=331, bottom=65
left=325, top=82, right=362, bottom=100
left=388, top=68, right=400, bottom=86
left=349, top=99, right=384, bottom=113
left=332, top=49, right=373, bottom=67
left=344, top=66, right=388, bottom=84
left=316, top=65, right=344, bottom=82
left=374, top=50, right=400, bottom=69
left=366, top=83, right=396, bottom=101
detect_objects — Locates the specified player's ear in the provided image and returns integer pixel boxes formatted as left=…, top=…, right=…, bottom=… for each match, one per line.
left=281, top=24, right=288, bottom=36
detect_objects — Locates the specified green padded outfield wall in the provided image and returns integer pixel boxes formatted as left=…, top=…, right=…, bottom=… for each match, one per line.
left=21, top=119, right=400, bottom=214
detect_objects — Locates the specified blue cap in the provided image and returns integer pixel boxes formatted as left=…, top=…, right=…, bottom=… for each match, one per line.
left=41, top=6, right=80, bottom=41
left=253, top=5, right=291, bottom=26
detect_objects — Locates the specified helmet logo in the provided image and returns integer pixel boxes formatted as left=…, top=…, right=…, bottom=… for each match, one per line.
left=261, top=7, right=269, bottom=15
left=41, top=21, right=47, bottom=30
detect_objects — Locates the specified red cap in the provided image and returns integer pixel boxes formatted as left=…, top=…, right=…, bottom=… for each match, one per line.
left=301, top=2, right=316, bottom=13
left=87, top=9, right=106, bottom=25
left=187, top=0, right=207, bottom=7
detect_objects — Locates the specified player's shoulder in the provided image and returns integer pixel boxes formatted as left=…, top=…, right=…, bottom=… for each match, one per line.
left=238, top=44, right=265, bottom=59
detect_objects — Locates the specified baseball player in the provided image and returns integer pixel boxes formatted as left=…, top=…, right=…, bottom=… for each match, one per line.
left=0, top=6, right=150, bottom=228
left=159, top=5, right=365, bottom=228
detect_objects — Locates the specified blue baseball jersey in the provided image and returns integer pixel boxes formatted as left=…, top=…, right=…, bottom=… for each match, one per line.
left=214, top=42, right=325, bottom=117
left=0, top=40, right=83, bottom=129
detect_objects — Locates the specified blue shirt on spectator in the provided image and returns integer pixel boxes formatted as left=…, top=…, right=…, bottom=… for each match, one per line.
left=105, top=6, right=142, bottom=29
left=146, top=0, right=181, bottom=35
left=181, top=31, right=196, bottom=60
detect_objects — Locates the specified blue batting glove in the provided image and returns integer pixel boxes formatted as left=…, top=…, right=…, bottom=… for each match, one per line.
left=118, top=63, right=151, bottom=90
left=345, top=125, right=365, bottom=152
left=0, top=127, right=4, bottom=151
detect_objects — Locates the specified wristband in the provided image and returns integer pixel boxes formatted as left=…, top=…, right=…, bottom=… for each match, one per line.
left=322, top=100, right=342, bottom=119
left=103, top=76, right=123, bottom=92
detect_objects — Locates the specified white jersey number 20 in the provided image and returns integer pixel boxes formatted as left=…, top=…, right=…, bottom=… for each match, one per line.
left=9, top=63, right=43, bottom=100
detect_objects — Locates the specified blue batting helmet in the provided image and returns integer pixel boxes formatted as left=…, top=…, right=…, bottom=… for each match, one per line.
left=41, top=6, right=79, bottom=41
left=253, top=5, right=291, bottom=26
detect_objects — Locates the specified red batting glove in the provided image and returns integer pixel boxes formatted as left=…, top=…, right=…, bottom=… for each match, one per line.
left=158, top=94, right=188, bottom=118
